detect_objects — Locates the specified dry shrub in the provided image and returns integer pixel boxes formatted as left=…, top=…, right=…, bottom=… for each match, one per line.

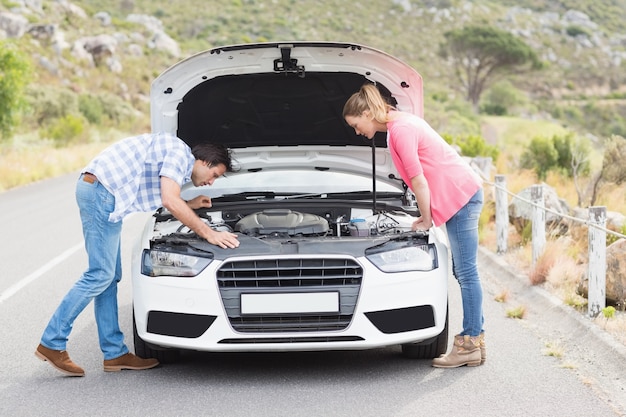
left=542, top=341, right=564, bottom=358
left=545, top=241, right=586, bottom=299
left=494, top=290, right=510, bottom=303
left=529, top=247, right=557, bottom=285
left=529, top=237, right=581, bottom=286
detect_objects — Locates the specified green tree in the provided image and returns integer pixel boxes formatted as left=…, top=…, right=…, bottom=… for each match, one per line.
left=439, top=25, right=541, bottom=110
left=0, top=41, right=32, bottom=139
left=480, top=80, right=526, bottom=116
left=520, top=136, right=558, bottom=180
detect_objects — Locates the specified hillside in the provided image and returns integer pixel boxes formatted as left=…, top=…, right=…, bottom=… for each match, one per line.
left=1, top=0, right=626, bottom=139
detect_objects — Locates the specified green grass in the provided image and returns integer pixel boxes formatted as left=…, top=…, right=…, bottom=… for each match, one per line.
left=482, top=115, right=570, bottom=148
left=506, top=305, right=527, bottom=319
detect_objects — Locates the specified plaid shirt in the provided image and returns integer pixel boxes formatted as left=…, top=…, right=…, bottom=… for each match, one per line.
left=83, top=132, right=195, bottom=222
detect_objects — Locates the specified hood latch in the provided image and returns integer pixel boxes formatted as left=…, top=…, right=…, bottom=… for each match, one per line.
left=274, top=44, right=305, bottom=78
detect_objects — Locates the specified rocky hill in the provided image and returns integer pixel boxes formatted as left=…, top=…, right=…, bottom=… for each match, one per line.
left=1, top=0, right=626, bottom=137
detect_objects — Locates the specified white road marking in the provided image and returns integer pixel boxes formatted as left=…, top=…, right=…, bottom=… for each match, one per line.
left=0, top=242, right=83, bottom=304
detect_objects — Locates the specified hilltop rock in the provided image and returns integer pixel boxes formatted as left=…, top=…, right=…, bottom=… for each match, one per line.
left=605, top=239, right=626, bottom=308
left=1, top=3, right=180, bottom=74
left=0, top=12, right=28, bottom=38
left=578, top=238, right=626, bottom=309
left=508, top=183, right=570, bottom=235
left=127, top=13, right=180, bottom=57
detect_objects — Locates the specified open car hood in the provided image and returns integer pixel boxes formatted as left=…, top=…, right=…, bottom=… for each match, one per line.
left=150, top=41, right=424, bottom=183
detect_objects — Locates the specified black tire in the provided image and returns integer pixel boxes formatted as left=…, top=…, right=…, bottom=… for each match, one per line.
left=401, top=305, right=449, bottom=359
left=133, top=311, right=181, bottom=363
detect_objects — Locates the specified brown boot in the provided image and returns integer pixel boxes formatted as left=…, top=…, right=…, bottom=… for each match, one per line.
left=103, top=353, right=159, bottom=372
left=432, top=335, right=481, bottom=368
left=479, top=332, right=486, bottom=364
left=35, top=344, right=85, bottom=377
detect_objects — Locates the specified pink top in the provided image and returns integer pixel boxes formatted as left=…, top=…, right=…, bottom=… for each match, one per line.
left=386, top=112, right=482, bottom=227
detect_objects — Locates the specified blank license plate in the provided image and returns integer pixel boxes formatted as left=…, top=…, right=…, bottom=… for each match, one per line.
left=240, top=292, right=339, bottom=315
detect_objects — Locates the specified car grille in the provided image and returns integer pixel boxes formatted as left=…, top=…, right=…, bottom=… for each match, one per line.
left=217, top=258, right=363, bottom=333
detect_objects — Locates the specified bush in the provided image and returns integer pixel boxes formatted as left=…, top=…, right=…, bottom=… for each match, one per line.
left=519, top=132, right=592, bottom=180
left=97, top=93, right=137, bottom=128
left=0, top=41, right=32, bottom=139
left=520, top=135, right=558, bottom=180
left=566, top=25, right=590, bottom=38
left=480, top=81, right=526, bottom=116
left=427, top=98, right=482, bottom=136
left=79, top=94, right=104, bottom=125
left=41, top=114, right=87, bottom=146
left=481, top=103, right=507, bottom=116
left=442, top=133, right=499, bottom=160
left=25, top=85, right=79, bottom=126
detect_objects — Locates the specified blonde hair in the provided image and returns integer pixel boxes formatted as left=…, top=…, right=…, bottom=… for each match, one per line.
left=343, top=84, right=393, bottom=124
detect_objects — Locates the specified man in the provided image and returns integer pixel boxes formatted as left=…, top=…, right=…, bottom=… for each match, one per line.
left=35, top=132, right=240, bottom=377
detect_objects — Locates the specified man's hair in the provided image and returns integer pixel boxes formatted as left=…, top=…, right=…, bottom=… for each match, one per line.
left=191, top=143, right=237, bottom=172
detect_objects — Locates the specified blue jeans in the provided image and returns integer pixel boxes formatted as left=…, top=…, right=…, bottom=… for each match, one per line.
left=446, top=188, right=484, bottom=337
left=40, top=175, right=129, bottom=360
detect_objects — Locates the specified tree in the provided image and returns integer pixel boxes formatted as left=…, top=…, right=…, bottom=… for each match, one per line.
left=439, top=25, right=541, bottom=110
left=519, top=136, right=558, bottom=180
left=570, top=135, right=593, bottom=207
left=0, top=41, right=32, bottom=140
left=588, top=135, right=626, bottom=206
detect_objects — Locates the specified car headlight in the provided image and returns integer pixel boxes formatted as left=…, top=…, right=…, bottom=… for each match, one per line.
left=366, top=244, right=437, bottom=272
left=141, top=249, right=213, bottom=277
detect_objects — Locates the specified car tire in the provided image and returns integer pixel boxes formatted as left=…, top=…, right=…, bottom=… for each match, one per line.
left=132, top=310, right=181, bottom=363
left=400, top=305, right=449, bottom=359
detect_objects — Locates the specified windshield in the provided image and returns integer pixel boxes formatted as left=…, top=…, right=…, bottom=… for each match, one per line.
left=182, top=170, right=403, bottom=200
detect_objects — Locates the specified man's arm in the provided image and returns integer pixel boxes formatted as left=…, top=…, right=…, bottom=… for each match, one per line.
left=160, top=176, right=239, bottom=248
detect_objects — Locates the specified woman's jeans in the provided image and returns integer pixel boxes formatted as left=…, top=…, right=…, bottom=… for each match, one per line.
left=40, top=175, right=129, bottom=360
left=445, top=188, right=484, bottom=337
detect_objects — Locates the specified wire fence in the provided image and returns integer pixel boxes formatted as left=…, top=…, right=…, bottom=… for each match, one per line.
left=470, top=159, right=625, bottom=317
left=483, top=177, right=626, bottom=239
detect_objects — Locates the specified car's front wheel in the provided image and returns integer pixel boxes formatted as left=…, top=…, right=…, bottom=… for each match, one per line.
left=400, top=305, right=449, bottom=359
left=133, top=310, right=181, bottom=363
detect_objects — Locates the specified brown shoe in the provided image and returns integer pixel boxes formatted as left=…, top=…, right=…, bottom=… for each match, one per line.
left=432, top=334, right=481, bottom=368
left=35, top=344, right=85, bottom=377
left=103, top=353, right=159, bottom=372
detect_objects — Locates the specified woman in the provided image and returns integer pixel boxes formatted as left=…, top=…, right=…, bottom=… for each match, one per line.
left=343, top=84, right=485, bottom=368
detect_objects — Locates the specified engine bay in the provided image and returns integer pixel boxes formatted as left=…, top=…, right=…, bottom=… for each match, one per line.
left=152, top=203, right=422, bottom=242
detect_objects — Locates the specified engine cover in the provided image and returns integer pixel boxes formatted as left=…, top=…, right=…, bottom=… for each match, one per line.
left=235, top=209, right=329, bottom=236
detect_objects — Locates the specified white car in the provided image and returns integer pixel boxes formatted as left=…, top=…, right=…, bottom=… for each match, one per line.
left=132, top=41, right=449, bottom=362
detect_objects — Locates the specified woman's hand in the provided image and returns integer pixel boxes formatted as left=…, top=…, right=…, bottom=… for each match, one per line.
left=412, top=216, right=432, bottom=231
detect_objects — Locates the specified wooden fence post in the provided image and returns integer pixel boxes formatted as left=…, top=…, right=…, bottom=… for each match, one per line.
left=531, top=185, right=546, bottom=267
left=495, top=175, right=508, bottom=254
left=588, top=206, right=607, bottom=318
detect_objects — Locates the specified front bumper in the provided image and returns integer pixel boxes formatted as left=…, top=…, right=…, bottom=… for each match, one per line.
left=131, top=250, right=448, bottom=353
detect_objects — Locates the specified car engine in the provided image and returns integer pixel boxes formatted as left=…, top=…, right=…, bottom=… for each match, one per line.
left=152, top=208, right=419, bottom=241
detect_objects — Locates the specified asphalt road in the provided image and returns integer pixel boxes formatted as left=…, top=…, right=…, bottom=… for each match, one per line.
left=1, top=172, right=625, bottom=417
